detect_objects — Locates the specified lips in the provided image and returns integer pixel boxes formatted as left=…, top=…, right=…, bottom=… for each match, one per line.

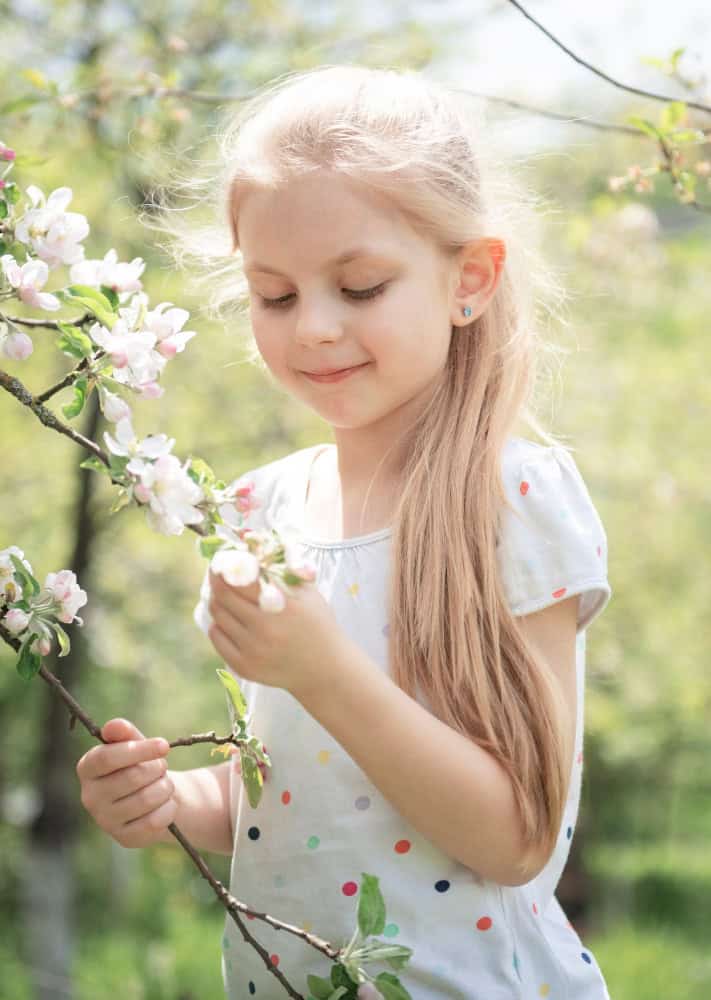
left=303, top=364, right=366, bottom=375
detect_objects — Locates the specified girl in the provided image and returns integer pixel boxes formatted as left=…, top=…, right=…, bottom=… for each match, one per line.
left=81, top=65, right=613, bottom=998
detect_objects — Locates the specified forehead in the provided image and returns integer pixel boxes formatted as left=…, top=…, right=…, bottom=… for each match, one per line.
left=237, top=171, right=427, bottom=275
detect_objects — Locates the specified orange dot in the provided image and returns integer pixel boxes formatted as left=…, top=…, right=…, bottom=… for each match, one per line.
left=476, top=916, right=493, bottom=931
left=394, top=839, right=411, bottom=854
left=520, top=481, right=529, bottom=496
left=281, top=790, right=291, bottom=805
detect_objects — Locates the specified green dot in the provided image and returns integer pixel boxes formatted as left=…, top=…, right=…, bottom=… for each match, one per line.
left=307, top=835, right=320, bottom=849
left=223, top=936, right=230, bottom=949
left=384, top=922, right=399, bottom=937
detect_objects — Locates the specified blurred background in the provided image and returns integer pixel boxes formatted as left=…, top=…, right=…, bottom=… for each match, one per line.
left=0, top=1, right=709, bottom=998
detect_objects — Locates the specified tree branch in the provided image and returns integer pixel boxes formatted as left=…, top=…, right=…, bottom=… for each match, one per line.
left=504, top=0, right=711, bottom=115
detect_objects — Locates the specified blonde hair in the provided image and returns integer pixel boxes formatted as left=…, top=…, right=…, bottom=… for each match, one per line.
left=146, top=64, right=577, bottom=880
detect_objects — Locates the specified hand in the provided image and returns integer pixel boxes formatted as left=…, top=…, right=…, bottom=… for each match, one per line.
left=75, top=718, right=176, bottom=848
left=207, top=568, right=345, bottom=699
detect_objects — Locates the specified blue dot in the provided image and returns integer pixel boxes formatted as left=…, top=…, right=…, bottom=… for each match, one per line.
left=248, top=981, right=256, bottom=994
left=355, top=795, right=371, bottom=810
left=248, top=826, right=260, bottom=841
left=434, top=879, right=450, bottom=893
left=566, top=826, right=573, bottom=839
left=581, top=952, right=592, bottom=964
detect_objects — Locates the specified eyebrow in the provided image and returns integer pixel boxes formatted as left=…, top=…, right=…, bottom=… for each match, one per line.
left=243, top=247, right=397, bottom=277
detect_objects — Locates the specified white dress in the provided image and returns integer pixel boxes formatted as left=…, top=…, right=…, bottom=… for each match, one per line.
left=194, top=436, right=613, bottom=1000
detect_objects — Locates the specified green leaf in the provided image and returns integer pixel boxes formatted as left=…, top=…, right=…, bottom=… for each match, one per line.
left=99, top=285, right=120, bottom=310
left=626, top=115, right=663, bottom=141
left=0, top=240, right=7, bottom=255
left=199, top=536, right=225, bottom=559
left=245, top=735, right=271, bottom=767
left=670, top=47, right=686, bottom=69
left=669, top=129, right=706, bottom=144
left=383, top=946, right=413, bottom=972
left=326, top=989, right=349, bottom=1000
left=239, top=749, right=264, bottom=808
left=16, top=642, right=41, bottom=680
left=79, top=455, right=108, bottom=474
left=306, top=975, right=334, bottom=1000
left=188, top=457, right=216, bottom=487
left=50, top=622, right=71, bottom=657
left=216, top=667, right=248, bottom=723
left=61, top=375, right=89, bottom=420
left=0, top=95, right=43, bottom=115
left=4, top=182, right=20, bottom=206
left=374, top=972, right=413, bottom=1000
left=660, top=101, right=686, bottom=131
left=56, top=322, right=94, bottom=360
left=9, top=553, right=39, bottom=596
left=58, top=285, right=117, bottom=329
left=0, top=200, right=7, bottom=220
left=108, top=490, right=132, bottom=514
left=358, top=874, right=386, bottom=938
left=107, top=454, right=130, bottom=477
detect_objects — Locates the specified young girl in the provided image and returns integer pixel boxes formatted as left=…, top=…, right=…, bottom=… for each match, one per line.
left=79, top=65, right=613, bottom=998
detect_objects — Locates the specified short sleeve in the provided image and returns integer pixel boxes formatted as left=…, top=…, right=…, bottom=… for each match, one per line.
left=497, top=440, right=612, bottom=633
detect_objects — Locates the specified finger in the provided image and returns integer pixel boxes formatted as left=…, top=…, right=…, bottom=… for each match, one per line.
left=100, top=757, right=168, bottom=802
left=210, top=601, right=250, bottom=649
left=121, top=794, right=177, bottom=836
left=79, top=737, right=170, bottom=780
left=209, top=622, right=244, bottom=673
left=112, top=775, right=175, bottom=826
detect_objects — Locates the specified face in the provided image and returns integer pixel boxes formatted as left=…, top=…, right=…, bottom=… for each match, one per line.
left=236, top=171, right=459, bottom=431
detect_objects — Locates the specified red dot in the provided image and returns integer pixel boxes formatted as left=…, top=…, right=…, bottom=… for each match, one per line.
left=520, top=481, right=529, bottom=496
left=281, top=790, right=291, bottom=805
left=552, top=587, right=567, bottom=599
left=532, top=902, right=539, bottom=915
left=246, top=912, right=256, bottom=920
left=476, top=916, right=493, bottom=931
left=394, top=839, right=411, bottom=854
left=270, top=954, right=279, bottom=966
left=342, top=881, right=358, bottom=897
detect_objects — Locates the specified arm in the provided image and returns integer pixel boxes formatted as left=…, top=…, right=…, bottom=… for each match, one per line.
left=157, top=759, right=234, bottom=857
left=294, top=595, right=579, bottom=887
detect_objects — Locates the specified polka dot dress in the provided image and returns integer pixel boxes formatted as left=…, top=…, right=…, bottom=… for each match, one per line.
left=194, top=437, right=613, bottom=999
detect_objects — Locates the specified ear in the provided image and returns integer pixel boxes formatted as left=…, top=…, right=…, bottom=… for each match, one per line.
left=450, top=238, right=506, bottom=327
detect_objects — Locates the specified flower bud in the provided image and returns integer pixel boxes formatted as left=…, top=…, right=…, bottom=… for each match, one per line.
left=3, top=608, right=31, bottom=635
left=30, top=634, right=52, bottom=656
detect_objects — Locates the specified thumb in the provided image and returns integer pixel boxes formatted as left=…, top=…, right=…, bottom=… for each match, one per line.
left=101, top=717, right=146, bottom=743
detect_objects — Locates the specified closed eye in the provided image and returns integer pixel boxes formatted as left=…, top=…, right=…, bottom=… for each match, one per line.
left=258, top=283, right=388, bottom=310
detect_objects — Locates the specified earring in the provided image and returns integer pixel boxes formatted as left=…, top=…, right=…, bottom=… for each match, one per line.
left=462, top=306, right=472, bottom=318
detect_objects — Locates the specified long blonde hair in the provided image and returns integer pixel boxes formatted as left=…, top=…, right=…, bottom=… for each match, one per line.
left=146, top=64, right=576, bottom=879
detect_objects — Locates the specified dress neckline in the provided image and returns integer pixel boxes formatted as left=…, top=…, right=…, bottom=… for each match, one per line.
left=291, top=444, right=393, bottom=550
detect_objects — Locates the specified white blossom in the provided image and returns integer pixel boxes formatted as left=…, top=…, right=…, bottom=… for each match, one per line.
left=127, top=453, right=205, bottom=535
left=43, top=569, right=88, bottom=625
left=69, top=248, right=145, bottom=299
left=0, top=546, right=33, bottom=603
left=210, top=548, right=260, bottom=587
left=2, top=607, right=31, bottom=635
left=14, top=185, right=89, bottom=268
left=1, top=254, right=61, bottom=311
left=104, top=416, right=175, bottom=461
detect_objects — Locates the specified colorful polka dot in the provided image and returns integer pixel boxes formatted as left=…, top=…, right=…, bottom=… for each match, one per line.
left=383, top=923, right=399, bottom=937
left=342, top=881, right=358, bottom=896
left=552, top=587, right=567, bottom=599
left=302, top=920, right=313, bottom=933
left=434, top=879, right=450, bottom=893
left=355, top=795, right=371, bottom=810
left=581, top=952, right=592, bottom=964
left=223, top=936, right=230, bottom=949
left=394, top=839, right=411, bottom=854
left=520, top=481, right=529, bottom=496
left=317, top=749, right=330, bottom=764
left=307, top=835, right=320, bottom=849
left=270, top=953, right=280, bottom=966
left=513, top=951, right=522, bottom=980
left=247, top=826, right=260, bottom=841
left=348, top=582, right=360, bottom=597
left=476, top=916, right=493, bottom=931
left=533, top=902, right=539, bottom=915
left=248, top=983, right=255, bottom=995
left=282, top=790, right=291, bottom=804
left=566, top=826, right=573, bottom=839
left=382, top=623, right=390, bottom=638
left=539, top=985, right=551, bottom=997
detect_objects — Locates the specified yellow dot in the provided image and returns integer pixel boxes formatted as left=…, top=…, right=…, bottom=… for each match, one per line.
left=539, top=985, right=551, bottom=997
left=348, top=581, right=360, bottom=597
left=302, top=920, right=313, bottom=933
left=317, top=750, right=330, bottom=764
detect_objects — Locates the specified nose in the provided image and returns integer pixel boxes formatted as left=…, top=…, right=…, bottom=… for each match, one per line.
left=293, top=296, right=344, bottom=346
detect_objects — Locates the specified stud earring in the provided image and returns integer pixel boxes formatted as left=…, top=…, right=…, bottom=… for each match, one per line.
left=462, top=306, right=472, bottom=318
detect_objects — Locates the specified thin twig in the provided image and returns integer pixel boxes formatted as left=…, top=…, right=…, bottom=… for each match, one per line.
left=504, top=0, right=711, bottom=115
left=0, top=620, right=343, bottom=996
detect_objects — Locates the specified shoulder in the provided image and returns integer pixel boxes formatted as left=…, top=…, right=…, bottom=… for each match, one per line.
left=497, top=436, right=612, bottom=632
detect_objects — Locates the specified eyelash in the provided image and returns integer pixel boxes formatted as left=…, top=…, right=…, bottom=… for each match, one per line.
left=258, top=283, right=388, bottom=310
